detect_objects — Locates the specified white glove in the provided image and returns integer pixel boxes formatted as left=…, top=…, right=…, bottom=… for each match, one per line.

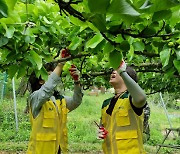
left=117, top=60, right=126, bottom=75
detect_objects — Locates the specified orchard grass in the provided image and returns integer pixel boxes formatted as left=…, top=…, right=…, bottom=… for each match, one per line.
left=0, top=92, right=179, bottom=153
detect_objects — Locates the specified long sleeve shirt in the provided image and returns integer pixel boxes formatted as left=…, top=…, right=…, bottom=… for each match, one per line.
left=28, top=72, right=83, bottom=118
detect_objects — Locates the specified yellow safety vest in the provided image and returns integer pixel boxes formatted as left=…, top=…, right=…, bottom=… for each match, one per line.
left=27, top=97, right=69, bottom=154
left=101, top=94, right=146, bottom=154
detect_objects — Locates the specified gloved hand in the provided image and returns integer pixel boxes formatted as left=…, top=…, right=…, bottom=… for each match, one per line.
left=69, top=64, right=80, bottom=82
left=117, top=60, right=126, bottom=75
left=60, top=48, right=71, bottom=65
left=97, top=126, right=108, bottom=139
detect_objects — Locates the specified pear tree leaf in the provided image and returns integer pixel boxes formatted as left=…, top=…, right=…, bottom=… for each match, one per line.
left=133, top=41, right=145, bottom=51
left=0, top=36, right=8, bottom=47
left=86, top=33, right=104, bottom=48
left=29, top=50, right=42, bottom=70
left=90, top=14, right=107, bottom=32
left=40, top=66, right=48, bottom=81
left=88, top=0, right=110, bottom=13
left=5, top=26, right=15, bottom=38
left=7, top=64, right=18, bottom=79
left=152, top=10, right=172, bottom=21
left=108, top=0, right=140, bottom=16
left=5, top=0, right=17, bottom=10
left=0, top=0, right=8, bottom=17
left=173, top=59, right=180, bottom=73
left=103, top=42, right=114, bottom=54
left=68, top=36, right=83, bottom=51
left=160, top=48, right=171, bottom=67
left=119, top=40, right=130, bottom=51
left=109, top=50, right=123, bottom=69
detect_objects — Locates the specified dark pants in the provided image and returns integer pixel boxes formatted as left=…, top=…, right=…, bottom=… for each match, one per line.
left=58, top=146, right=61, bottom=154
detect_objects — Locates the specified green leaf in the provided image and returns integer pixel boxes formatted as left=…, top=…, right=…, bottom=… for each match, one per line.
left=139, top=0, right=152, bottom=10
left=67, top=26, right=80, bottom=41
left=119, top=41, right=130, bottom=51
left=40, top=66, right=48, bottom=81
left=108, top=0, right=140, bottom=16
left=5, top=26, right=15, bottom=38
left=68, top=36, right=83, bottom=51
left=103, top=42, right=114, bottom=54
left=17, top=62, right=26, bottom=79
left=0, top=0, right=8, bottom=17
left=29, top=50, right=42, bottom=70
left=43, top=16, right=52, bottom=24
left=69, top=16, right=88, bottom=31
left=149, top=0, right=180, bottom=12
left=160, top=48, right=171, bottom=67
left=90, top=14, right=107, bottom=32
left=176, top=50, right=180, bottom=60
left=7, top=64, right=18, bottom=79
left=86, top=33, right=104, bottom=48
left=0, top=36, right=8, bottom=47
left=88, top=0, right=110, bottom=13
left=109, top=50, right=123, bottom=69
left=127, top=45, right=134, bottom=61
left=87, top=21, right=99, bottom=32
left=132, top=41, right=145, bottom=51
left=152, top=10, right=172, bottom=21
left=39, top=26, right=48, bottom=32
left=173, top=59, right=180, bottom=73
left=25, top=36, right=35, bottom=44
left=143, top=27, right=156, bottom=35
left=5, top=0, right=17, bottom=11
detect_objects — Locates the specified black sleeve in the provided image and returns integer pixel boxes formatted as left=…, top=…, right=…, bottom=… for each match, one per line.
left=129, top=96, right=147, bottom=116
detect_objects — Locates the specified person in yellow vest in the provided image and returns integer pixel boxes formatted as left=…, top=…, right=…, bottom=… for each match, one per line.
left=98, top=60, right=147, bottom=154
left=27, top=49, right=83, bottom=154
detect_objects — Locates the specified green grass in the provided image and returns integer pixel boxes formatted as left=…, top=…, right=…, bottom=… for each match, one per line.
left=0, top=92, right=179, bottom=154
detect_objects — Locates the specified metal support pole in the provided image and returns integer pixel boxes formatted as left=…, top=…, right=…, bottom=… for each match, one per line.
left=12, top=78, right=18, bottom=132
left=159, top=92, right=175, bottom=137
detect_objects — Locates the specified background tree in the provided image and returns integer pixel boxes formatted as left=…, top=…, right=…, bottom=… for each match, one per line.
left=0, top=0, right=179, bottom=94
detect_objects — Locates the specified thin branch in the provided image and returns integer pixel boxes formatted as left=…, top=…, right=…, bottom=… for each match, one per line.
left=54, top=53, right=90, bottom=63
left=80, top=56, right=87, bottom=75
left=55, top=0, right=85, bottom=21
left=134, top=51, right=159, bottom=57
left=100, top=32, right=118, bottom=46
left=146, top=87, right=168, bottom=95
left=131, top=63, right=162, bottom=68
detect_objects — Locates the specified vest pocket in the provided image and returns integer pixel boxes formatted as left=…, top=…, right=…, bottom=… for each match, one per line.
left=43, top=112, right=55, bottom=127
left=116, top=130, right=140, bottom=153
left=36, top=133, right=56, bottom=154
left=116, top=109, right=130, bottom=126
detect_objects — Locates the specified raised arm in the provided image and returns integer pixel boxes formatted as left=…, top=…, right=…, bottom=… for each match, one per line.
left=29, top=64, right=64, bottom=118
left=65, top=65, right=83, bottom=111
left=29, top=49, right=69, bottom=118
left=117, top=61, right=147, bottom=108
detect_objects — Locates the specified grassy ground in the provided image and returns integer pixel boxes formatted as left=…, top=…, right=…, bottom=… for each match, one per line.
left=0, top=92, right=179, bottom=154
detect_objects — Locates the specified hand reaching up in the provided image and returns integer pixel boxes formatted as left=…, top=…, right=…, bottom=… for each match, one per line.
left=60, top=48, right=71, bottom=65
left=117, top=60, right=126, bottom=75
left=69, top=64, right=80, bottom=82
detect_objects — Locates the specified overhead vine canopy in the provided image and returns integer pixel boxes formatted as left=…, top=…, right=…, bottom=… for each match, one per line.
left=0, top=0, right=179, bottom=94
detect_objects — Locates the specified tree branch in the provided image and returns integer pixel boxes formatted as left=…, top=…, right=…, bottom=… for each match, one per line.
left=55, top=0, right=85, bottom=21
left=100, top=32, right=118, bottom=46
left=54, top=53, right=91, bottom=63
left=134, top=51, right=159, bottom=57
